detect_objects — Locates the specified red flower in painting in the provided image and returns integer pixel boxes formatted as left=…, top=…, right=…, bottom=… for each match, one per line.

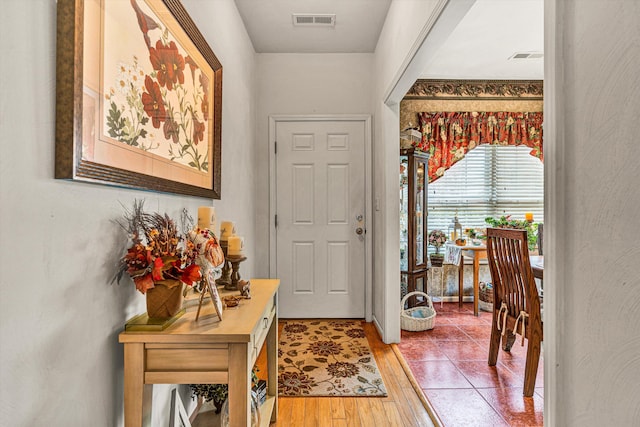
left=199, top=73, right=209, bottom=93
left=192, top=117, right=205, bottom=144
left=199, top=73, right=209, bottom=121
left=201, top=92, right=209, bottom=120
left=141, top=75, right=166, bottom=128
left=149, top=40, right=185, bottom=90
left=185, top=55, right=198, bottom=82
left=163, top=118, right=179, bottom=143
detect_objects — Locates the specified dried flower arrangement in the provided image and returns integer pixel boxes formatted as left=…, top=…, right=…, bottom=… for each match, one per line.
left=114, top=200, right=202, bottom=294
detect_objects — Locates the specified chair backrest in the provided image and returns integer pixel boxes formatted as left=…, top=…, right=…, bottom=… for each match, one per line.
left=537, top=223, right=543, bottom=256
left=486, top=228, right=541, bottom=321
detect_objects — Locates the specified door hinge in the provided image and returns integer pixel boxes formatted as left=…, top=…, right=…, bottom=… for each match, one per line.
left=275, top=214, right=278, bottom=228
left=274, top=141, right=277, bottom=154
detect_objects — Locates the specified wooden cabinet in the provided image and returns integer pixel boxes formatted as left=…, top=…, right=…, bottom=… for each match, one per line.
left=119, top=279, right=279, bottom=427
left=400, top=148, right=429, bottom=307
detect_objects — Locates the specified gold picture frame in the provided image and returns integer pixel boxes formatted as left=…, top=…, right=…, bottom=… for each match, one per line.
left=55, top=0, right=222, bottom=198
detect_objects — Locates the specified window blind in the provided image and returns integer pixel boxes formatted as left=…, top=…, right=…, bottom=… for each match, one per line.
left=427, top=145, right=544, bottom=246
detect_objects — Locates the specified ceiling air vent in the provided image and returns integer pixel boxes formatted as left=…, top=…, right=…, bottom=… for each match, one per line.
left=509, top=52, right=544, bottom=60
left=292, top=14, right=336, bottom=27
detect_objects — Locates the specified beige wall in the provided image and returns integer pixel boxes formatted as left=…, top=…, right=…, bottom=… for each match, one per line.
left=0, top=1, right=257, bottom=425
left=546, top=0, right=640, bottom=425
left=372, top=0, right=445, bottom=343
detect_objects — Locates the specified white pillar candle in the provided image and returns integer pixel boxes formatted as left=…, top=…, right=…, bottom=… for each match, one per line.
left=197, top=206, right=217, bottom=233
left=219, top=221, right=235, bottom=241
left=227, top=235, right=244, bottom=256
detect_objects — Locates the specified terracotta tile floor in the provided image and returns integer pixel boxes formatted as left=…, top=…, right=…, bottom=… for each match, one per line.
left=398, top=302, right=544, bottom=427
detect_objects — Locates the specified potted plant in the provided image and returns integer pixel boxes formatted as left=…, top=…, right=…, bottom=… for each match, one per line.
left=191, top=368, right=261, bottom=414
left=428, top=229, right=447, bottom=267
left=485, top=215, right=539, bottom=251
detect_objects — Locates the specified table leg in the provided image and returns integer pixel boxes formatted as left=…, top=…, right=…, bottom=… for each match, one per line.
left=473, top=254, right=480, bottom=316
left=123, top=343, right=152, bottom=427
left=267, top=314, right=278, bottom=423
left=458, top=257, right=465, bottom=308
left=229, top=343, right=251, bottom=427
left=438, top=267, right=444, bottom=308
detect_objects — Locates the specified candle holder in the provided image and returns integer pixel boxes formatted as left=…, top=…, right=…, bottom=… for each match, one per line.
left=215, top=240, right=232, bottom=288
left=226, top=255, right=247, bottom=291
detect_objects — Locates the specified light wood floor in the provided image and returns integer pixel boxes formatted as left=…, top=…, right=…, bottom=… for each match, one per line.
left=193, top=321, right=436, bottom=427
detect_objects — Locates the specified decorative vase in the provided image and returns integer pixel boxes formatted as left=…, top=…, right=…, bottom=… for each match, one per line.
left=430, top=253, right=444, bottom=267
left=146, top=281, right=184, bottom=319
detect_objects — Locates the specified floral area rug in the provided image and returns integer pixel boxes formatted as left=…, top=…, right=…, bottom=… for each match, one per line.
left=278, top=319, right=387, bottom=397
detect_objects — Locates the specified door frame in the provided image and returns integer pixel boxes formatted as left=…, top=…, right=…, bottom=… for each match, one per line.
left=268, top=115, right=373, bottom=322
left=379, top=0, right=476, bottom=344
left=383, top=0, right=558, bottom=423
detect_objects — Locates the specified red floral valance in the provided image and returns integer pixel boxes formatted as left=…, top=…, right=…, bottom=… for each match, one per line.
left=417, top=112, right=543, bottom=182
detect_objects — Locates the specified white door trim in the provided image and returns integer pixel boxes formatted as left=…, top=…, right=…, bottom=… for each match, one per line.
left=378, top=0, right=477, bottom=344
left=543, top=1, right=562, bottom=425
left=379, top=0, right=558, bottom=423
left=269, top=114, right=373, bottom=322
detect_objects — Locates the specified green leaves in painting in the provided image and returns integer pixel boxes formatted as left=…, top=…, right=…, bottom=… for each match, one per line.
left=106, top=101, right=148, bottom=147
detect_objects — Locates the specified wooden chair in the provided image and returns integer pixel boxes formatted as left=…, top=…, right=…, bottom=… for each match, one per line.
left=486, top=228, right=543, bottom=397
left=537, top=223, right=543, bottom=256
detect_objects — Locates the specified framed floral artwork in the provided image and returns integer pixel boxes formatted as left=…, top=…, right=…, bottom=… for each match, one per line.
left=55, top=0, right=222, bottom=198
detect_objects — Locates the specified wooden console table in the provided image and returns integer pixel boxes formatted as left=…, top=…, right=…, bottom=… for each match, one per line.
left=457, top=245, right=487, bottom=316
left=119, top=278, right=280, bottom=427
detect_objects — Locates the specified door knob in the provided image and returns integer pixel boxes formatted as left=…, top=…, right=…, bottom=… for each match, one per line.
left=355, top=227, right=364, bottom=235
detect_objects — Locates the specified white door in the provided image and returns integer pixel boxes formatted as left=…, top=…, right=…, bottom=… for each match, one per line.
left=276, top=120, right=366, bottom=318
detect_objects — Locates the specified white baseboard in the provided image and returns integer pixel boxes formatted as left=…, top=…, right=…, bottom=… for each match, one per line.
left=372, top=315, right=384, bottom=339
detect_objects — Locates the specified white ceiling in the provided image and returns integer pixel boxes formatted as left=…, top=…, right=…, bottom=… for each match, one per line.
left=420, top=0, right=543, bottom=79
left=233, top=0, right=543, bottom=79
left=233, top=0, right=392, bottom=53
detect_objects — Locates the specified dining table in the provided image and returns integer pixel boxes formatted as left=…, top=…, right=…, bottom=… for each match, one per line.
left=530, top=255, right=544, bottom=279
left=457, top=245, right=543, bottom=316
left=456, top=244, right=487, bottom=316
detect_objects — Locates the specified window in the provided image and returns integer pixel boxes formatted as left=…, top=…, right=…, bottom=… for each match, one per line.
left=427, top=144, right=543, bottom=244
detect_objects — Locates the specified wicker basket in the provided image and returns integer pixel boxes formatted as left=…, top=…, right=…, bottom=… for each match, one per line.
left=479, top=282, right=494, bottom=312
left=401, top=291, right=436, bottom=331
